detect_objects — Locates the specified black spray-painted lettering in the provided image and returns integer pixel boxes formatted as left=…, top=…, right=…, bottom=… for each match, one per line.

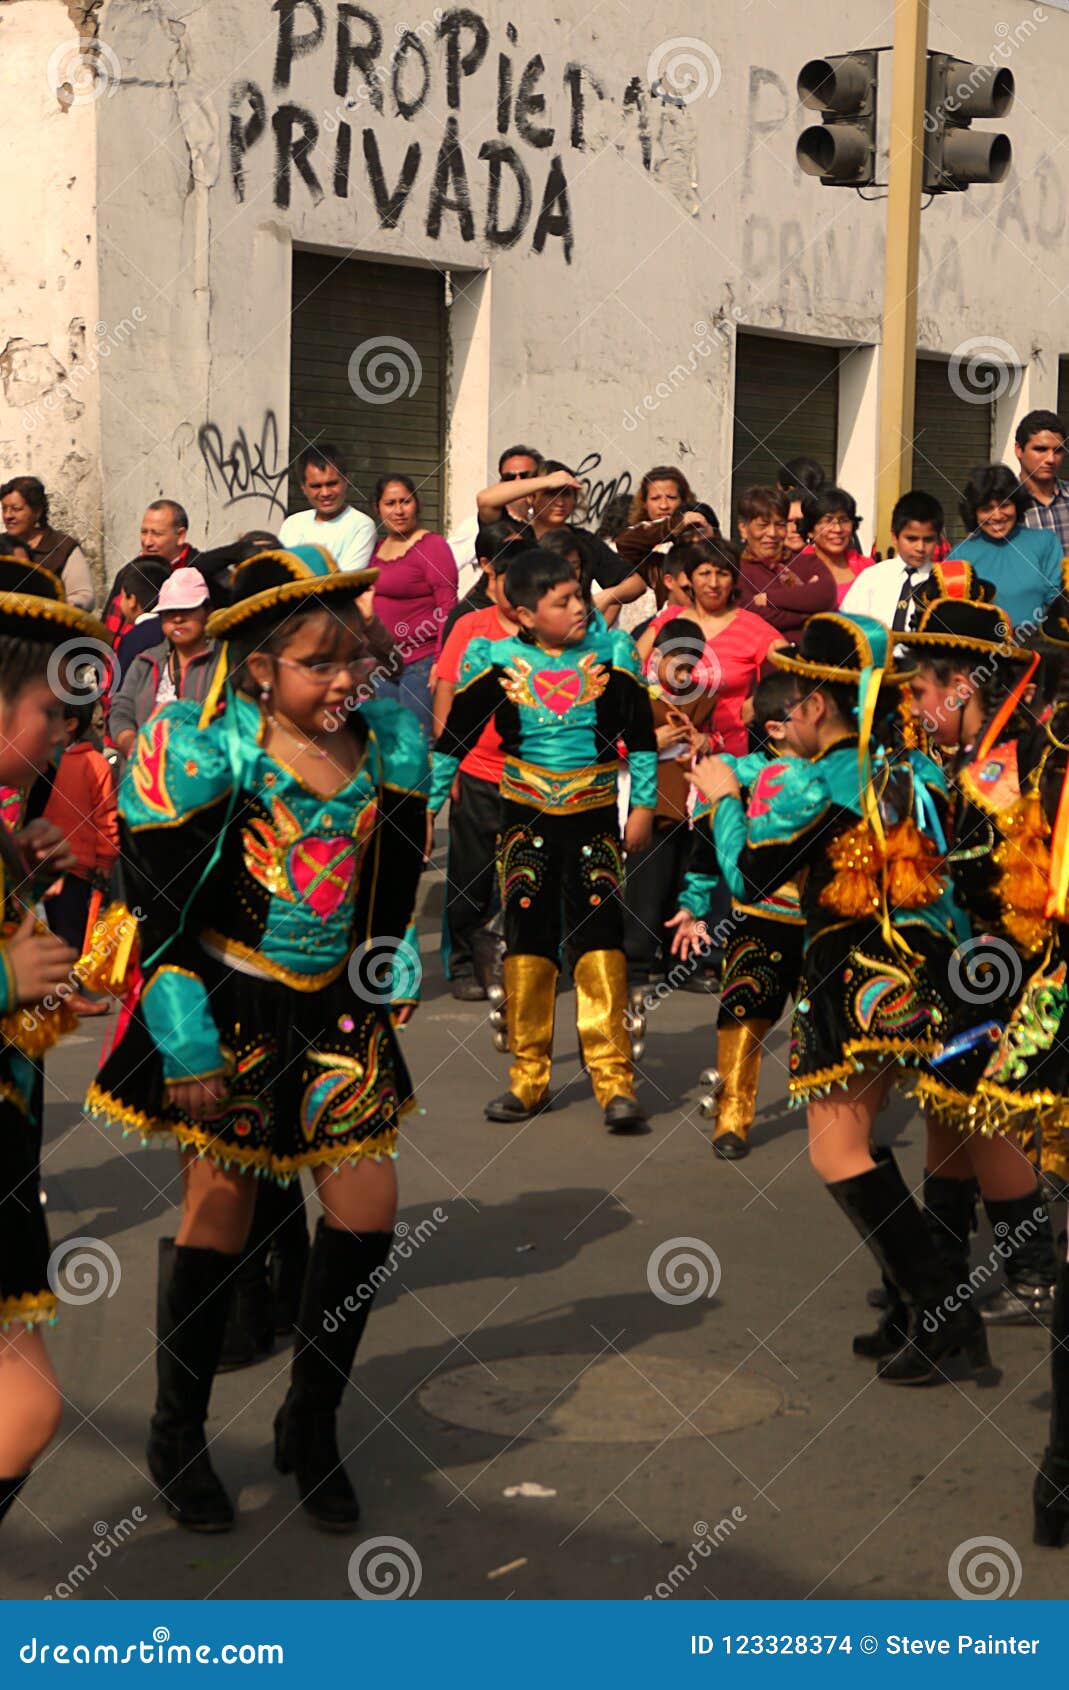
left=334, top=3, right=383, bottom=110
left=514, top=54, right=553, bottom=148
left=479, top=141, right=532, bottom=247
left=576, top=452, right=633, bottom=522
left=333, top=121, right=352, bottom=196
left=392, top=31, right=431, bottom=119
left=531, top=154, right=573, bottom=261
left=564, top=63, right=606, bottom=150
left=198, top=413, right=289, bottom=517
left=364, top=131, right=422, bottom=227
left=272, top=0, right=324, bottom=90
left=273, top=104, right=323, bottom=207
left=426, top=115, right=475, bottom=242
left=229, top=80, right=266, bottom=202
left=436, top=9, right=490, bottom=110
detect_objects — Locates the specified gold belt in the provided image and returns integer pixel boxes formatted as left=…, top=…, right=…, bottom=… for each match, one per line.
left=500, top=758, right=618, bottom=813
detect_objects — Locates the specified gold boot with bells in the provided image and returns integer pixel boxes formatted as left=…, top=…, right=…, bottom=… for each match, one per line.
left=574, top=950, right=646, bottom=1130
left=711, top=1019, right=771, bottom=1160
left=484, top=954, right=557, bottom=1123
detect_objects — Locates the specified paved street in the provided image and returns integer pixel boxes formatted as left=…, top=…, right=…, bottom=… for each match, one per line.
left=2, top=864, right=1064, bottom=1603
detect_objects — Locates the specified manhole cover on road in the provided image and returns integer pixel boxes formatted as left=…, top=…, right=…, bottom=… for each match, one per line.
left=418, top=1353, right=784, bottom=1443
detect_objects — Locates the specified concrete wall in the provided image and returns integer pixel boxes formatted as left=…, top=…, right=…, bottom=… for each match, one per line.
left=1, top=1, right=104, bottom=581
left=17, top=0, right=1069, bottom=573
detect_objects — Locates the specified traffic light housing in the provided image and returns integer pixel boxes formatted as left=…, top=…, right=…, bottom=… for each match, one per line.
left=796, top=52, right=878, bottom=187
left=923, top=54, right=1014, bottom=191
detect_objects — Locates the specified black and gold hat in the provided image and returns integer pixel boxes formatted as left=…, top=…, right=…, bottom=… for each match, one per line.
left=0, top=555, right=110, bottom=645
left=771, top=612, right=917, bottom=687
left=901, top=558, right=1031, bottom=662
left=206, top=545, right=379, bottom=639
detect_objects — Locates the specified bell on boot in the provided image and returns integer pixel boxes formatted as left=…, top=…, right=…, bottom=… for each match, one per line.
left=1033, top=1453, right=1069, bottom=1548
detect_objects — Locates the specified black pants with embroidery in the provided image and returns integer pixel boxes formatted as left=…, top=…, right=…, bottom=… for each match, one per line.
left=498, top=802, right=624, bottom=963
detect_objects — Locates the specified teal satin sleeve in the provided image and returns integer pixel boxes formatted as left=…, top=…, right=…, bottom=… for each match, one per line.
left=141, top=965, right=225, bottom=1083
left=429, top=750, right=460, bottom=815
left=628, top=750, right=658, bottom=811
left=711, top=796, right=749, bottom=900
left=0, top=943, right=16, bottom=1016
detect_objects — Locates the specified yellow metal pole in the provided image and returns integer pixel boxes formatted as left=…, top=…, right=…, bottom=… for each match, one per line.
left=875, top=0, right=929, bottom=554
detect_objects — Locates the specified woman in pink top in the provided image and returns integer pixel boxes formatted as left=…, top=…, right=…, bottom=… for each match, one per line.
left=371, top=474, right=458, bottom=733
left=795, top=486, right=872, bottom=606
left=637, top=539, right=784, bottom=755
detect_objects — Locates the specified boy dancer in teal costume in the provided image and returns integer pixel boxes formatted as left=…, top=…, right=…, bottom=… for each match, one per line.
left=432, top=548, right=657, bottom=1129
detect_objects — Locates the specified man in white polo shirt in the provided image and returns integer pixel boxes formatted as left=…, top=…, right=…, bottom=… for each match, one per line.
left=841, top=490, right=944, bottom=632
left=280, top=443, right=376, bottom=571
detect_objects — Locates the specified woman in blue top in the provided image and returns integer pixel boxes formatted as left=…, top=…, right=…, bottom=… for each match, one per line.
left=949, top=463, right=1063, bottom=638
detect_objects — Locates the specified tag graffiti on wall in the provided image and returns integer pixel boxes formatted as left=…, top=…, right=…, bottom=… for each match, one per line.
left=228, top=3, right=662, bottom=263
left=197, top=411, right=289, bottom=516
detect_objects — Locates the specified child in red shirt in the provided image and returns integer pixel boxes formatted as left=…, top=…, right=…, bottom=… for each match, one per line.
left=43, top=700, right=119, bottom=1013
left=432, top=525, right=523, bottom=998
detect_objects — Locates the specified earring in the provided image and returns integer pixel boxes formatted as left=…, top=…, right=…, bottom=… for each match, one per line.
left=260, top=685, right=270, bottom=706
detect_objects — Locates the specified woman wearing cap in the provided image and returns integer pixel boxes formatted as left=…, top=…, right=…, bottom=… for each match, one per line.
left=674, top=611, right=993, bottom=1386
left=88, top=544, right=430, bottom=1535
left=109, top=567, right=216, bottom=757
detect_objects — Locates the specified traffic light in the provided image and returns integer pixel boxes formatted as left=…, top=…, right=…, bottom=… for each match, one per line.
left=923, top=54, right=1014, bottom=191
left=796, top=52, right=878, bottom=187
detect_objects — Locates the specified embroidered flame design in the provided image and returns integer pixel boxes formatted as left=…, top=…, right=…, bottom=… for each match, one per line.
left=131, top=718, right=177, bottom=819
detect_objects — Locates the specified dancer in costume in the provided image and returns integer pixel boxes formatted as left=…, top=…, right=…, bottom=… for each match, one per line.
left=669, top=671, right=806, bottom=1160
left=0, top=559, right=120, bottom=1531
left=431, top=547, right=657, bottom=1129
left=894, top=564, right=1062, bottom=1346
left=1030, top=571, right=1069, bottom=1546
left=88, top=546, right=429, bottom=1532
left=677, top=612, right=992, bottom=1385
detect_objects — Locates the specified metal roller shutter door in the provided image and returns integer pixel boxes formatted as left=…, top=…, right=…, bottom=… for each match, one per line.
left=912, top=360, right=995, bottom=541
left=731, top=334, right=839, bottom=516
left=289, top=253, right=447, bottom=532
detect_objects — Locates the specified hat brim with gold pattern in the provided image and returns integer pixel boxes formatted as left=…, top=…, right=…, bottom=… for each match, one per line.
left=0, top=556, right=110, bottom=645
left=901, top=560, right=1032, bottom=663
left=206, top=545, right=379, bottom=639
left=770, top=611, right=917, bottom=687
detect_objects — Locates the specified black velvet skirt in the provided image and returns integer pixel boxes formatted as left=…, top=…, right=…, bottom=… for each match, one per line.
left=87, top=954, right=414, bottom=1185
left=0, top=1062, right=55, bottom=1330
left=788, top=917, right=962, bottom=1102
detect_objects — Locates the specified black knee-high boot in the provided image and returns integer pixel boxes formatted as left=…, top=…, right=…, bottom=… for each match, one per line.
left=828, top=1155, right=991, bottom=1386
left=981, top=1187, right=1059, bottom=1326
left=274, top=1218, right=393, bottom=1530
left=147, top=1239, right=239, bottom=1531
left=1034, top=1258, right=1069, bottom=1547
left=856, top=1152, right=974, bottom=1358
left=0, top=1474, right=28, bottom=1530
left=266, top=1178, right=310, bottom=1337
